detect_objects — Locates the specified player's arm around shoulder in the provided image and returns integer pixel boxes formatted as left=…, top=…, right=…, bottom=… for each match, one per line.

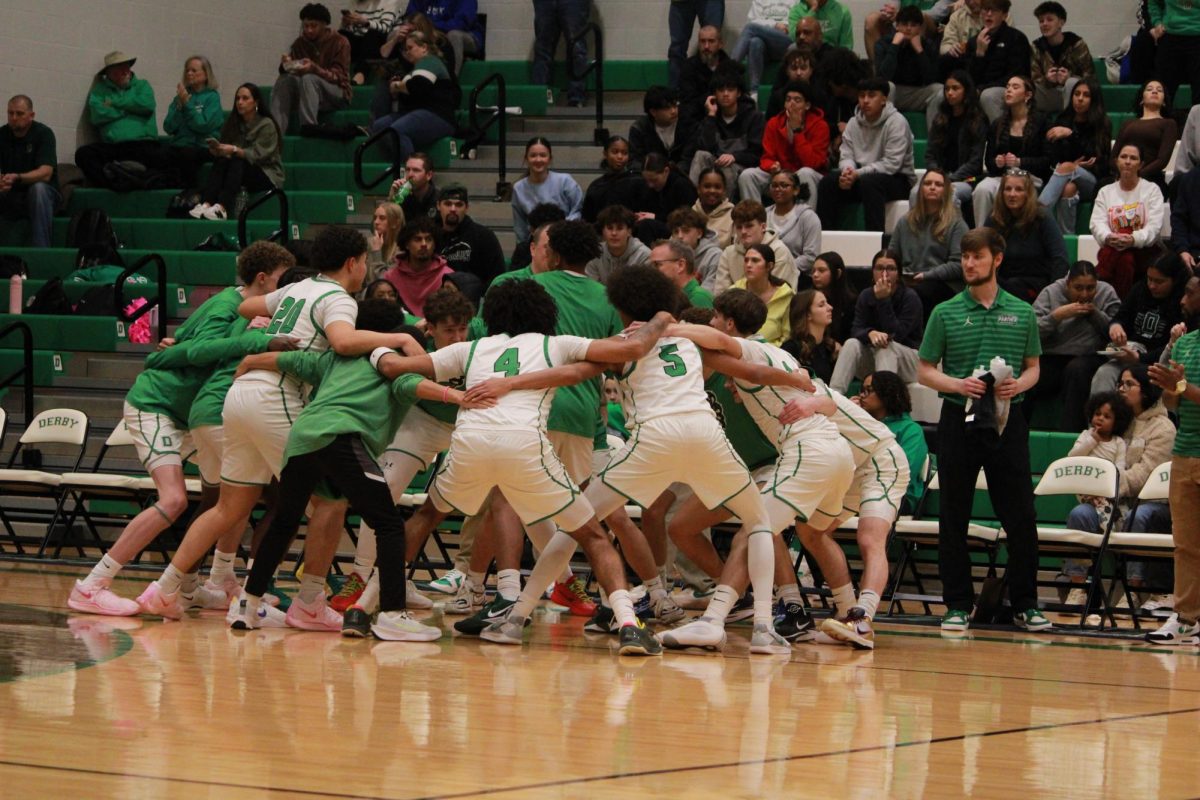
left=584, top=311, right=676, bottom=364
left=371, top=346, right=438, bottom=380
left=462, top=361, right=606, bottom=405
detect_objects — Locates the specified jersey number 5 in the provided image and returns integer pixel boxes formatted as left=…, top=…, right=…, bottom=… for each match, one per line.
left=658, top=343, right=687, bottom=377
left=493, top=347, right=520, bottom=376
left=266, top=298, right=307, bottom=335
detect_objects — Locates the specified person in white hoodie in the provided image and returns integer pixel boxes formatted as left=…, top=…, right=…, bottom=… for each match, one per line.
left=712, top=199, right=798, bottom=294
left=585, top=204, right=652, bottom=284
left=816, top=77, right=917, bottom=233
left=668, top=206, right=724, bottom=291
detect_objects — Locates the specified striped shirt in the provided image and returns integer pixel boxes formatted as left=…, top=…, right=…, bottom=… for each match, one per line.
left=1172, top=331, right=1200, bottom=457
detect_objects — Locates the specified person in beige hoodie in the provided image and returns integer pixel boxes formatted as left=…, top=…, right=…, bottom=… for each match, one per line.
left=693, top=167, right=736, bottom=248
left=712, top=200, right=798, bottom=294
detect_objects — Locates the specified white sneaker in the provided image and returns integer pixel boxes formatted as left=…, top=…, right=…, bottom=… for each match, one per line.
left=651, top=593, right=686, bottom=624
left=672, top=585, right=716, bottom=610
left=202, top=204, right=227, bottom=220
left=426, top=568, right=465, bottom=595
left=1146, top=614, right=1200, bottom=646
left=188, top=203, right=211, bottom=219
left=407, top=580, right=434, bottom=609
left=749, top=623, right=793, bottom=655
left=1065, top=587, right=1089, bottom=607
left=371, top=610, right=442, bottom=641
left=480, top=615, right=526, bottom=646
left=446, top=578, right=485, bottom=615
left=182, top=581, right=231, bottom=610
left=658, top=617, right=726, bottom=651
left=1141, top=594, right=1175, bottom=618
left=225, top=597, right=287, bottom=628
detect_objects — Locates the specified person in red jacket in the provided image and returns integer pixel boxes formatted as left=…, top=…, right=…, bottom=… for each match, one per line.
left=736, top=80, right=830, bottom=208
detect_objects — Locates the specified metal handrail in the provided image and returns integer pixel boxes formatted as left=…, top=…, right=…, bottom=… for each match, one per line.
left=237, top=188, right=290, bottom=247
left=354, top=126, right=403, bottom=191
left=115, top=253, right=168, bottom=342
left=0, top=321, right=34, bottom=422
left=567, top=22, right=608, bottom=145
left=465, top=72, right=511, bottom=201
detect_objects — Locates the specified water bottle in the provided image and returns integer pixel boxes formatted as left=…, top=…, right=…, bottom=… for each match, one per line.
left=8, top=275, right=22, bottom=314
left=389, top=179, right=412, bottom=205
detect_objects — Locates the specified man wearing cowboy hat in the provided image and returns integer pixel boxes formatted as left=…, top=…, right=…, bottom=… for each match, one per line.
left=75, top=51, right=170, bottom=188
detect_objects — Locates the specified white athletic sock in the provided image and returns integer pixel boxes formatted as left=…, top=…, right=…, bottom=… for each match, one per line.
left=468, top=569, right=487, bottom=592
left=496, top=569, right=521, bottom=601
left=156, top=564, right=186, bottom=595
left=644, top=575, right=666, bottom=603
left=598, top=586, right=609, bottom=606
left=298, top=573, right=325, bottom=604
left=747, top=531, right=775, bottom=625
left=84, top=554, right=123, bottom=587
left=855, top=590, right=881, bottom=620
left=180, top=570, right=200, bottom=594
left=356, top=571, right=380, bottom=613
left=353, top=524, right=377, bottom=578
left=703, top=584, right=739, bottom=625
left=513, top=531, right=577, bottom=619
left=610, top=588, right=636, bottom=627
left=777, top=583, right=803, bottom=606
left=831, top=583, right=856, bottom=617
left=210, top=549, right=236, bottom=583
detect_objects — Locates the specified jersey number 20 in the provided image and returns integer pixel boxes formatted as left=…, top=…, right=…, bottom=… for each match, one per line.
left=658, top=344, right=687, bottom=377
left=266, top=298, right=307, bottom=335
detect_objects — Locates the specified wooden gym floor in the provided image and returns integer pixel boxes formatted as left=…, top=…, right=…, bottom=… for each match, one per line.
left=2, top=562, right=1199, bottom=799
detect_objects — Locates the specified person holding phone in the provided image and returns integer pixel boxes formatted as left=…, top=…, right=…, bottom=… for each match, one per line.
left=189, top=84, right=283, bottom=221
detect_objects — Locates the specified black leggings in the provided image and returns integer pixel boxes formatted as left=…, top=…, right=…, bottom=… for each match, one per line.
left=245, top=434, right=408, bottom=612
left=202, top=157, right=273, bottom=210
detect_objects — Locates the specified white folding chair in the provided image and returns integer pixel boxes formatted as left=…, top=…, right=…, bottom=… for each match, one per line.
left=1106, top=461, right=1174, bottom=628
left=0, top=408, right=89, bottom=555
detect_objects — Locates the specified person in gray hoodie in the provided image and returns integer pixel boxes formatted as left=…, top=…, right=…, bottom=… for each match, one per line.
left=1024, top=260, right=1122, bottom=431
left=766, top=171, right=821, bottom=279
left=585, top=204, right=652, bottom=284
left=816, top=77, right=916, bottom=232
left=668, top=207, right=724, bottom=292
left=892, top=168, right=969, bottom=318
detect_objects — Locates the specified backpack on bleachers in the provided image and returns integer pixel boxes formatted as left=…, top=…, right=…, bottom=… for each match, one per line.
left=67, top=209, right=122, bottom=266
left=25, top=277, right=72, bottom=315
left=0, top=255, right=28, bottom=279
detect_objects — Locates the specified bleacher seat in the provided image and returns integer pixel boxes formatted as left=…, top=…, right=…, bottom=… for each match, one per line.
left=821, top=231, right=882, bottom=267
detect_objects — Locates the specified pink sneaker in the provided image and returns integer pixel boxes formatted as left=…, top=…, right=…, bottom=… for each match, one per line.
left=136, top=582, right=184, bottom=620
left=68, top=580, right=140, bottom=617
left=285, top=596, right=342, bottom=631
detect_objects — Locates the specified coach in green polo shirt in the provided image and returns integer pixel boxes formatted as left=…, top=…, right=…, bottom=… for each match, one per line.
left=650, top=239, right=715, bottom=309
left=917, top=227, right=1049, bottom=635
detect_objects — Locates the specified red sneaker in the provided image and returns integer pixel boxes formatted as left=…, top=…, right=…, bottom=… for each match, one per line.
left=330, top=571, right=368, bottom=612
left=549, top=576, right=597, bottom=617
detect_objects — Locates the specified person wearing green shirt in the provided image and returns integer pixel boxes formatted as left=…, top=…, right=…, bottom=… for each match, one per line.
left=650, top=238, right=715, bottom=309
left=74, top=51, right=170, bottom=189
left=1147, top=333, right=1200, bottom=645
left=917, top=226, right=1046, bottom=634
left=164, top=56, right=224, bottom=187
left=856, top=370, right=928, bottom=510
left=0, top=95, right=58, bottom=247
left=788, top=0, right=854, bottom=49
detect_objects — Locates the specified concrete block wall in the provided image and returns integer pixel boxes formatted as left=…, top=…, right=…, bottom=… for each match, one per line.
left=0, top=1, right=1141, bottom=161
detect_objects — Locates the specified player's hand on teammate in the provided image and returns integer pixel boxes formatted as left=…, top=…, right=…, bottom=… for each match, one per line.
left=778, top=396, right=820, bottom=424
left=267, top=337, right=300, bottom=352
left=463, top=378, right=512, bottom=404
left=235, top=352, right=277, bottom=379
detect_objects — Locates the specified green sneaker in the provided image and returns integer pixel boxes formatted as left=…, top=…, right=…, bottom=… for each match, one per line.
left=266, top=579, right=292, bottom=611
left=941, top=609, right=970, bottom=632
left=454, top=597, right=515, bottom=637
left=617, top=620, right=663, bottom=656
left=1014, top=608, right=1052, bottom=632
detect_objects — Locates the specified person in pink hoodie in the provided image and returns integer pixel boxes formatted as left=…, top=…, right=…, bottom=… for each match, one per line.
left=383, top=217, right=454, bottom=318
left=736, top=80, right=829, bottom=207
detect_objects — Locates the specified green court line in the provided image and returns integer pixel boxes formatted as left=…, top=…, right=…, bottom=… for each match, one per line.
left=0, top=603, right=134, bottom=684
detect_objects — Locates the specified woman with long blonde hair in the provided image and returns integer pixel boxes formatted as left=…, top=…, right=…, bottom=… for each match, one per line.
left=368, top=201, right=406, bottom=281
left=891, top=169, right=968, bottom=318
left=985, top=169, right=1070, bottom=302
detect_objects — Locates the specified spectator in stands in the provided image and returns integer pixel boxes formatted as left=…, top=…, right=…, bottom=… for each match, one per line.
left=1173, top=168, right=1200, bottom=270
left=831, top=249, right=923, bottom=392
left=390, top=152, right=438, bottom=221
left=436, top=183, right=504, bottom=293
left=782, top=287, right=839, bottom=380
left=810, top=250, right=856, bottom=341
left=986, top=169, right=1069, bottom=302
left=1149, top=0, right=1200, bottom=110
left=678, top=24, right=730, bottom=125
left=629, top=86, right=692, bottom=175
left=788, top=0, right=854, bottom=51
left=585, top=205, right=652, bottom=283
left=917, top=226, right=1048, bottom=634
left=1039, top=77, right=1112, bottom=235
left=965, top=0, right=1032, bottom=123
left=0, top=95, right=58, bottom=248
left=1028, top=260, right=1122, bottom=431
left=865, top=1, right=957, bottom=67
left=382, top=216, right=454, bottom=317
left=1113, top=79, right=1179, bottom=192
left=920, top=71, right=988, bottom=222
left=509, top=202, right=566, bottom=270
left=669, top=208, right=723, bottom=292
left=973, top=75, right=1049, bottom=227
left=75, top=51, right=170, bottom=189
left=532, top=0, right=590, bottom=107
left=1127, top=0, right=1162, bottom=88
left=368, top=31, right=457, bottom=164
left=651, top=238, right=714, bottom=308
left=378, top=12, right=439, bottom=69
left=404, top=0, right=483, bottom=76
left=729, top=1, right=797, bottom=97
left=271, top=4, right=351, bottom=135
left=938, top=0, right=984, bottom=80
left=714, top=199, right=799, bottom=293
left=628, top=153, right=699, bottom=243
left=764, top=44, right=821, bottom=118
left=367, top=201, right=406, bottom=280
left=739, top=80, right=829, bottom=208
left=894, top=169, right=968, bottom=316
left=365, top=278, right=401, bottom=302
left=1028, top=2, right=1094, bottom=116
left=817, top=77, right=916, bottom=233
left=1091, top=144, right=1168, bottom=297
left=814, top=47, right=869, bottom=151
left=583, top=135, right=638, bottom=222
left=732, top=243, right=795, bottom=344
left=164, top=56, right=223, bottom=189
left=856, top=369, right=929, bottom=511
left=511, top=137, right=583, bottom=245
left=688, top=68, right=764, bottom=196
left=765, top=171, right=821, bottom=277
left=339, top=1, right=402, bottom=82
left=794, top=16, right=835, bottom=65
left=189, top=84, right=283, bottom=221
left=1092, top=252, right=1188, bottom=393
left=693, top=167, right=734, bottom=247
left=1174, top=103, right=1200, bottom=178
left=874, top=4, right=942, bottom=136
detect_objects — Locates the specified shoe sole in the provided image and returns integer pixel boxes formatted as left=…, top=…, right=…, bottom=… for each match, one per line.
left=68, top=598, right=140, bottom=617
left=286, top=619, right=341, bottom=632
left=660, top=633, right=726, bottom=652
left=478, top=630, right=521, bottom=645
left=370, top=624, right=441, bottom=642
left=230, top=620, right=258, bottom=631
left=1015, top=621, right=1053, bottom=632
left=749, top=644, right=793, bottom=655
left=618, top=642, right=663, bottom=656
left=822, top=620, right=876, bottom=650
left=341, top=626, right=370, bottom=638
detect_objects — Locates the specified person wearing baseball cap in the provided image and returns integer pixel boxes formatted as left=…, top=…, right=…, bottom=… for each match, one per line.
left=436, top=182, right=505, bottom=293
left=75, top=50, right=170, bottom=188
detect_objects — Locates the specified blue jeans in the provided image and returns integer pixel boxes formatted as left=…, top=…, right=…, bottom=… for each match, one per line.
left=532, top=0, right=590, bottom=104
left=370, top=110, right=456, bottom=163
left=1064, top=501, right=1172, bottom=582
left=1038, top=166, right=1098, bottom=235
left=0, top=182, right=60, bottom=248
left=729, top=21, right=793, bottom=93
left=668, top=0, right=726, bottom=88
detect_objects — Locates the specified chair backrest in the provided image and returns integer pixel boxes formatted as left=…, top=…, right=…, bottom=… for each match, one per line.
left=19, top=409, right=89, bottom=447
left=1138, top=461, right=1172, bottom=502
left=1034, top=456, right=1119, bottom=500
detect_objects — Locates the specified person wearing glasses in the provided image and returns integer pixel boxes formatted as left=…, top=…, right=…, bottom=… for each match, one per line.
left=830, top=249, right=923, bottom=393
left=854, top=370, right=928, bottom=512
left=650, top=238, right=714, bottom=308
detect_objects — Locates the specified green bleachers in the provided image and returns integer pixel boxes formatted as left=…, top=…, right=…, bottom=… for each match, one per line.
left=47, top=218, right=303, bottom=252
left=4, top=248, right=237, bottom=286
left=0, top=313, right=123, bottom=350
left=67, top=188, right=354, bottom=225
left=0, top=349, right=71, bottom=387
left=20, top=280, right=196, bottom=319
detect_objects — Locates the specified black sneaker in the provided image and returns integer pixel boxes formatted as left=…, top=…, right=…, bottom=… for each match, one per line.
left=617, top=621, right=663, bottom=656
left=584, top=604, right=617, bottom=634
left=727, top=590, right=755, bottom=624
left=341, top=607, right=372, bottom=638
left=774, top=601, right=816, bottom=642
left=454, top=597, right=514, bottom=636
left=634, top=592, right=653, bottom=622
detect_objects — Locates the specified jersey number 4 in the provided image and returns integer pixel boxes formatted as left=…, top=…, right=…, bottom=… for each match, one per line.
left=658, top=344, right=687, bottom=377
left=493, top=347, right=520, bottom=376
left=266, top=298, right=307, bottom=335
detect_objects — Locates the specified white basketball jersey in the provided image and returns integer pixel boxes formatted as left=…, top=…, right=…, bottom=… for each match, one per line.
left=733, top=338, right=839, bottom=444
left=813, top=379, right=897, bottom=467
left=616, top=336, right=714, bottom=427
left=431, top=333, right=592, bottom=432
